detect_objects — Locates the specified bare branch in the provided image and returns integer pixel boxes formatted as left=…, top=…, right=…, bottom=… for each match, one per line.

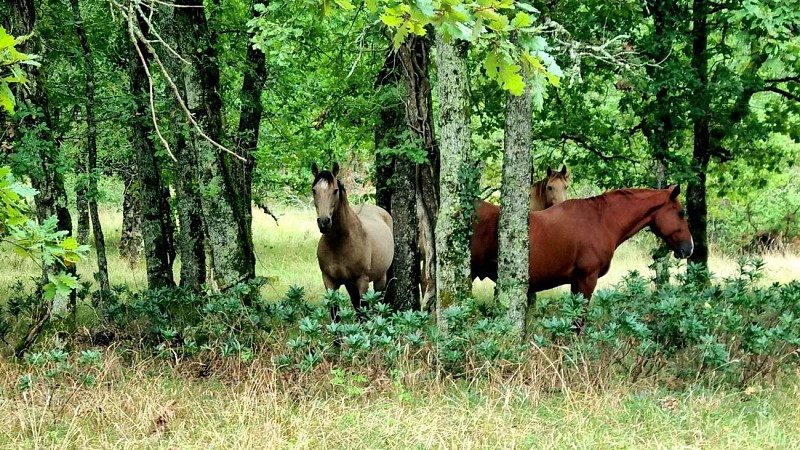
left=109, top=0, right=247, bottom=162
left=559, top=132, right=639, bottom=164
left=127, top=1, right=177, bottom=162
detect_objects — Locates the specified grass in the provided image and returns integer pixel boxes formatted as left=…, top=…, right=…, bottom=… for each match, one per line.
left=0, top=353, right=799, bottom=449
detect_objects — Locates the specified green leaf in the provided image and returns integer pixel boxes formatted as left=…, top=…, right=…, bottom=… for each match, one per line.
left=516, top=2, right=539, bottom=13
left=334, top=0, right=355, bottom=10
left=392, top=24, right=410, bottom=50
left=381, top=13, right=404, bottom=27
left=414, top=0, right=435, bottom=18
left=511, top=11, right=532, bottom=28
left=365, top=0, right=378, bottom=12
left=0, top=81, right=15, bottom=114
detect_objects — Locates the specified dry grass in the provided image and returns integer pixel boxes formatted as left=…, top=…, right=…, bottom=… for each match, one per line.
left=0, top=352, right=799, bottom=449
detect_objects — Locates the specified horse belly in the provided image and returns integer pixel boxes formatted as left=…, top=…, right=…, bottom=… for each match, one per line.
left=362, top=219, right=394, bottom=281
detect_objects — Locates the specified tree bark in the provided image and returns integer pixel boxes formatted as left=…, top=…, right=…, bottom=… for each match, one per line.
left=398, top=35, right=438, bottom=310
left=499, top=73, right=532, bottom=337
left=232, top=2, right=268, bottom=269
left=6, top=0, right=76, bottom=350
left=70, top=0, right=109, bottom=293
left=174, top=0, right=255, bottom=293
left=374, top=46, right=420, bottom=310
left=434, top=33, right=474, bottom=328
left=687, top=0, right=710, bottom=270
left=643, top=0, right=682, bottom=286
left=75, top=181, right=90, bottom=245
left=119, top=170, right=143, bottom=263
left=130, top=15, right=176, bottom=289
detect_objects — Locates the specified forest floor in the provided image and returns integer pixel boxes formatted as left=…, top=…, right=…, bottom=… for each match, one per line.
left=1, top=206, right=800, bottom=448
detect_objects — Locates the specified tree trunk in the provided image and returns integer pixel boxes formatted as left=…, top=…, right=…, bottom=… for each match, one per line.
left=687, top=0, right=710, bottom=270
left=76, top=181, right=90, bottom=245
left=175, top=0, right=255, bottom=293
left=70, top=0, right=109, bottom=293
left=434, top=33, right=474, bottom=328
left=374, top=46, right=420, bottom=310
left=398, top=35, right=438, bottom=310
left=499, top=73, right=532, bottom=338
left=643, top=0, right=681, bottom=287
left=6, top=0, right=76, bottom=353
left=232, top=2, right=268, bottom=270
left=130, top=15, right=176, bottom=289
left=154, top=5, right=207, bottom=290
left=119, top=170, right=143, bottom=263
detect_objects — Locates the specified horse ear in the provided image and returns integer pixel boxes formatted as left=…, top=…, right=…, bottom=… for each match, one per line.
left=560, top=165, right=568, bottom=176
left=311, top=163, right=319, bottom=177
left=332, top=162, right=340, bottom=177
left=670, top=185, right=681, bottom=200
left=546, top=166, right=553, bottom=177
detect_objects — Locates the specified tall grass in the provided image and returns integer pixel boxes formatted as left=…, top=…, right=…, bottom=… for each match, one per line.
left=0, top=351, right=798, bottom=449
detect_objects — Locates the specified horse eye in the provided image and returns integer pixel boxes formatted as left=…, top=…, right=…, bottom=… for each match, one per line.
left=333, top=189, right=339, bottom=196
left=547, top=186, right=553, bottom=191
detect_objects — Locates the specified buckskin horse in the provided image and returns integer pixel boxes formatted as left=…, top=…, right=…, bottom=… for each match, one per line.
left=473, top=186, right=693, bottom=328
left=420, top=165, right=571, bottom=306
left=311, top=163, right=394, bottom=316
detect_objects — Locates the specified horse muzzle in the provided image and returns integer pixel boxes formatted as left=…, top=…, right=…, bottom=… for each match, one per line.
left=674, top=240, right=694, bottom=259
left=317, top=217, right=332, bottom=234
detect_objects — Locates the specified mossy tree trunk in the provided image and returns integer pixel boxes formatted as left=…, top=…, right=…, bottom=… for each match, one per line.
left=499, top=74, right=532, bottom=338
left=6, top=0, right=76, bottom=354
left=434, top=34, right=474, bottom=329
left=232, top=1, right=268, bottom=271
left=375, top=46, right=420, bottom=309
left=130, top=12, right=175, bottom=289
left=175, top=0, right=255, bottom=293
left=398, top=35, right=438, bottom=310
left=70, top=0, right=109, bottom=293
left=119, top=170, right=143, bottom=263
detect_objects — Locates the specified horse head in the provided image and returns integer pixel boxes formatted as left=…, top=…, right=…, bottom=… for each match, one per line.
left=544, top=165, right=570, bottom=207
left=311, top=162, right=343, bottom=234
left=651, top=185, right=694, bottom=259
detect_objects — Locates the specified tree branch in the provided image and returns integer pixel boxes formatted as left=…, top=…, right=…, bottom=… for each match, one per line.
left=761, top=86, right=800, bottom=103
left=559, top=133, right=639, bottom=164
left=765, top=76, right=799, bottom=84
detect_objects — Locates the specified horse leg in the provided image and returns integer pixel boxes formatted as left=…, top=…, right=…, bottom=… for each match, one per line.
left=345, top=276, right=370, bottom=320
left=323, top=274, right=342, bottom=322
left=570, top=273, right=598, bottom=334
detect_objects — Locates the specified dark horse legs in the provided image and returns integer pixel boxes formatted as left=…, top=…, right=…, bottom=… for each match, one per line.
left=570, top=272, right=599, bottom=334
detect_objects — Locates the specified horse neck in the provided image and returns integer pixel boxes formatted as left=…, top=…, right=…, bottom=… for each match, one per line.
left=600, top=190, right=665, bottom=247
left=329, top=192, right=363, bottom=241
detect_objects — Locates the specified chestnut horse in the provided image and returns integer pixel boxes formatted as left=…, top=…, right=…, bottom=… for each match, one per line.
left=312, top=163, right=394, bottom=315
left=473, top=186, right=693, bottom=326
left=420, top=165, right=570, bottom=306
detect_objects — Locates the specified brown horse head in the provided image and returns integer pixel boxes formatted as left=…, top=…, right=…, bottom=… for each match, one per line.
left=543, top=165, right=570, bottom=207
left=651, top=185, right=694, bottom=259
left=311, top=162, right=343, bottom=234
